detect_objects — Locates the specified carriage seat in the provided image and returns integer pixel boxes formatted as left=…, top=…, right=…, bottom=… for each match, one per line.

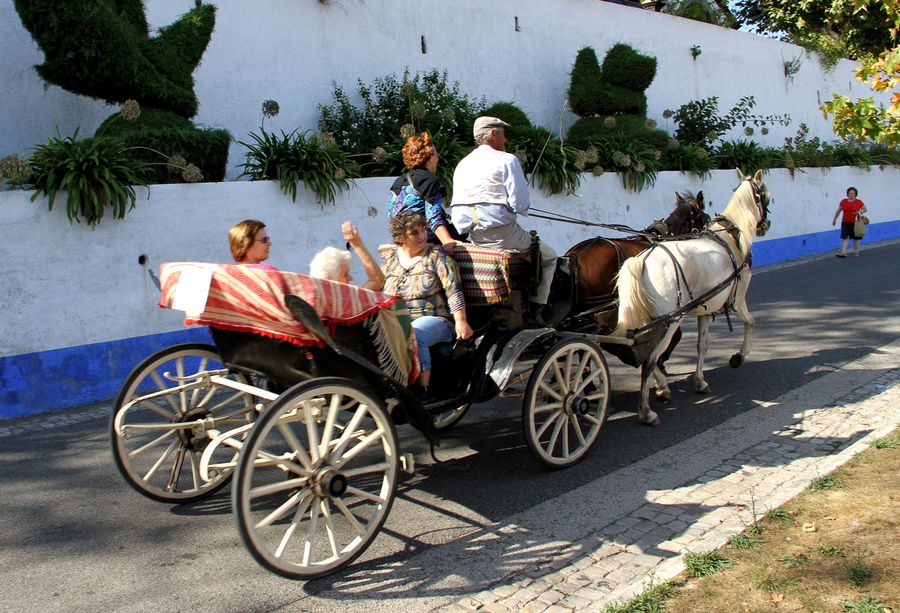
left=378, top=243, right=530, bottom=306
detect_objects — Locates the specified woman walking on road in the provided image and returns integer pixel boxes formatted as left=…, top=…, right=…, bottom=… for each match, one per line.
left=831, top=187, right=867, bottom=258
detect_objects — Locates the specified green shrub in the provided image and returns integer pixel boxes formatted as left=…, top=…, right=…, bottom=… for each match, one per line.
left=508, top=126, right=582, bottom=195
left=600, top=43, right=657, bottom=93
left=669, top=96, right=790, bottom=149
left=567, top=116, right=669, bottom=151
left=13, top=2, right=215, bottom=118
left=586, top=134, right=661, bottom=192
left=482, top=102, right=532, bottom=140
left=684, top=550, right=734, bottom=578
left=568, top=47, right=605, bottom=117
left=715, top=139, right=772, bottom=174
left=238, top=128, right=358, bottom=205
left=0, top=154, right=33, bottom=188
left=663, top=142, right=715, bottom=178
left=29, top=130, right=151, bottom=226
left=366, top=130, right=470, bottom=199
left=317, top=69, right=485, bottom=170
left=98, top=108, right=230, bottom=183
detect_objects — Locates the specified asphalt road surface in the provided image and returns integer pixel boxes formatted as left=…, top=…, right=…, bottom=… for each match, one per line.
left=2, top=241, right=898, bottom=612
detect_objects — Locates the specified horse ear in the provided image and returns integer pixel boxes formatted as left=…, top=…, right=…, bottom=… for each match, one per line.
left=675, top=192, right=684, bottom=205
left=753, top=169, right=764, bottom=184
left=736, top=168, right=746, bottom=181
left=697, top=191, right=704, bottom=206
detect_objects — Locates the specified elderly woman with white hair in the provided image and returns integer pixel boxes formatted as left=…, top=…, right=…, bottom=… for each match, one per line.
left=308, top=221, right=384, bottom=290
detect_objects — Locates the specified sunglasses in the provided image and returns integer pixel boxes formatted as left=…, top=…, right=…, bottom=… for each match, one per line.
left=255, top=236, right=271, bottom=244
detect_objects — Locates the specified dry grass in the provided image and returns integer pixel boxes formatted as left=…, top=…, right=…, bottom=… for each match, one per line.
left=657, top=430, right=900, bottom=613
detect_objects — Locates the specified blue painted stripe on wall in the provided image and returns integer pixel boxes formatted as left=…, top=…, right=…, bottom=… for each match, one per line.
left=754, top=220, right=900, bottom=266
left=0, top=327, right=211, bottom=419
left=2, top=221, right=898, bottom=420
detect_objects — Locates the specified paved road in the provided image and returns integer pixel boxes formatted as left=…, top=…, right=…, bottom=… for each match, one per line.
left=2, top=241, right=898, bottom=612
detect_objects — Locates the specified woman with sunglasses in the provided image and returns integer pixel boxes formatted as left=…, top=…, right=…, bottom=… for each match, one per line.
left=228, top=219, right=277, bottom=270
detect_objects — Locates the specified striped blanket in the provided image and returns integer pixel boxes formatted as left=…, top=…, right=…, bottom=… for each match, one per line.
left=448, top=243, right=516, bottom=305
left=159, top=263, right=419, bottom=384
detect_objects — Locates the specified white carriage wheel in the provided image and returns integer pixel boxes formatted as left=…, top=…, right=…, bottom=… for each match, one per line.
left=233, top=377, right=399, bottom=579
left=110, top=343, right=256, bottom=503
left=522, top=338, right=610, bottom=468
left=432, top=401, right=471, bottom=432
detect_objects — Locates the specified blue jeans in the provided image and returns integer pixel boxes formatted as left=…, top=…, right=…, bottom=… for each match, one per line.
left=412, top=316, right=453, bottom=372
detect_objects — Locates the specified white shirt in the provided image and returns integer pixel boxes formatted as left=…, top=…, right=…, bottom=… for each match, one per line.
left=449, top=145, right=531, bottom=232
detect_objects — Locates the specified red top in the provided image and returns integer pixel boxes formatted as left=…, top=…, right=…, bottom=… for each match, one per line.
left=839, top=198, right=865, bottom=223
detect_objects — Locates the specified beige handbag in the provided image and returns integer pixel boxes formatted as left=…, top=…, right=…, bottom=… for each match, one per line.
left=853, top=214, right=869, bottom=238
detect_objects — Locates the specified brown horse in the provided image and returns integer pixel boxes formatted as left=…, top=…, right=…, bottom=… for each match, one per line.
left=564, top=191, right=709, bottom=337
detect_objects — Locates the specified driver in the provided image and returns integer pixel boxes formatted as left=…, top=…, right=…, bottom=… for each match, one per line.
left=449, top=116, right=557, bottom=325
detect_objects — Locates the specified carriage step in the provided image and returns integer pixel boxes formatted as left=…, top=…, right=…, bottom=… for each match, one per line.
left=400, top=453, right=415, bottom=474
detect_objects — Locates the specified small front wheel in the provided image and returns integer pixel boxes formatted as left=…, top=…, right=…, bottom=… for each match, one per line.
left=233, top=378, right=399, bottom=579
left=522, top=338, right=610, bottom=468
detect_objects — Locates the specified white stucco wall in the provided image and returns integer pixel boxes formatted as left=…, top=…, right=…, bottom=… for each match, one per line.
left=2, top=166, right=897, bottom=359
left=1, top=0, right=873, bottom=180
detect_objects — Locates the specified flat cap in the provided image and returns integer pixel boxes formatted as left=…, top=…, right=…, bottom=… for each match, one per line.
left=473, top=116, right=511, bottom=136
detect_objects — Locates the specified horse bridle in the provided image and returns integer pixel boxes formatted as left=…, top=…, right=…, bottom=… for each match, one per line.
left=741, top=178, right=771, bottom=235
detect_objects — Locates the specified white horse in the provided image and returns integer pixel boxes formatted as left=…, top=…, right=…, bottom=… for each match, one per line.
left=613, top=169, right=772, bottom=425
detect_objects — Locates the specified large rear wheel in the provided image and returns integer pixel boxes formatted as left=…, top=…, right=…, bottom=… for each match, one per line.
left=522, top=338, right=610, bottom=468
left=111, top=343, right=256, bottom=503
left=233, top=378, right=399, bottom=579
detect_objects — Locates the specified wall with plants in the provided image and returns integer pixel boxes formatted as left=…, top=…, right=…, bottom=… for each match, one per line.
left=1, top=168, right=898, bottom=417
left=2, top=0, right=887, bottom=186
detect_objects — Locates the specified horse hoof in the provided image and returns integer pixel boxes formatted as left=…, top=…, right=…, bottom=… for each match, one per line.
left=729, top=353, right=744, bottom=368
left=655, top=390, right=671, bottom=404
left=695, top=383, right=711, bottom=395
left=643, top=416, right=661, bottom=427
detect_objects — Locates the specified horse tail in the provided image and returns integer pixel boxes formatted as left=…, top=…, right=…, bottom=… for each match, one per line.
left=613, top=255, right=653, bottom=336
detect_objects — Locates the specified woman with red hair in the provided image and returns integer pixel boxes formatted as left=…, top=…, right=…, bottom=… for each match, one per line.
left=387, top=132, right=463, bottom=246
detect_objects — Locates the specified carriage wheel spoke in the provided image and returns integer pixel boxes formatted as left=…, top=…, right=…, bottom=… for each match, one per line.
left=138, top=398, right=176, bottom=420
left=546, top=414, right=567, bottom=456
left=249, top=476, right=309, bottom=499
left=551, top=360, right=567, bottom=394
left=572, top=355, right=588, bottom=391
left=345, top=485, right=386, bottom=504
left=533, top=401, right=562, bottom=414
left=128, top=429, right=177, bottom=458
left=562, top=417, right=570, bottom=458
left=176, top=358, right=189, bottom=415
left=304, top=399, right=322, bottom=463
left=329, top=405, right=368, bottom=461
left=150, top=370, right=181, bottom=413
left=189, top=451, right=201, bottom=491
left=582, top=413, right=602, bottom=426
left=572, top=416, right=587, bottom=447
left=166, top=446, right=187, bottom=492
left=563, top=350, right=575, bottom=391
left=274, top=494, right=313, bottom=558
left=142, top=438, right=179, bottom=481
left=535, top=409, right=562, bottom=440
left=332, top=497, right=366, bottom=536
left=338, top=427, right=385, bottom=465
left=276, top=422, right=315, bottom=472
left=320, top=500, right=340, bottom=559
left=575, top=365, right=601, bottom=394
left=538, top=381, right=563, bottom=401
left=319, top=394, right=341, bottom=458
left=302, top=501, right=322, bottom=566
left=256, top=490, right=306, bottom=530
left=341, top=462, right=390, bottom=479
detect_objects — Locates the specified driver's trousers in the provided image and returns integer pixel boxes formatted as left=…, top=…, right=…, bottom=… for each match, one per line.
left=469, top=221, right=557, bottom=305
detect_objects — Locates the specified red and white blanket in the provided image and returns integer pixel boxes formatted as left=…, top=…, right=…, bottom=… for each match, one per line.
left=159, top=262, right=397, bottom=346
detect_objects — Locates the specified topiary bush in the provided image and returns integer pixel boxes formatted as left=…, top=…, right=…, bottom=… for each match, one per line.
left=568, top=47, right=606, bottom=117
left=508, top=125, right=582, bottom=195
left=566, top=116, right=670, bottom=151
left=98, top=108, right=230, bottom=183
left=482, top=102, right=532, bottom=140
left=600, top=43, right=657, bottom=95
left=13, top=1, right=215, bottom=118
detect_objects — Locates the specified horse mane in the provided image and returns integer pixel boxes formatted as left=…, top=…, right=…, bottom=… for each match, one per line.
left=718, top=179, right=758, bottom=256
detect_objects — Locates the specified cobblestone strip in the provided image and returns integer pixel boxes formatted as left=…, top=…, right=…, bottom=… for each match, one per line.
left=0, top=403, right=109, bottom=439
left=438, top=368, right=900, bottom=612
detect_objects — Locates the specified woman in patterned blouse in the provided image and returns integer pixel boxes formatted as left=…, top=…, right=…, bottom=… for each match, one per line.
left=382, top=211, right=472, bottom=396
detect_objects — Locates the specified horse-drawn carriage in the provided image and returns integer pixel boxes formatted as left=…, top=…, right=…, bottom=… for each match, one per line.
left=111, top=170, right=770, bottom=579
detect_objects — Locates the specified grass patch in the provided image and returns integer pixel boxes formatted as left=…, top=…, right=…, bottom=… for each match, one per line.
left=848, top=556, right=875, bottom=587
left=872, top=435, right=899, bottom=450
left=766, top=508, right=791, bottom=521
left=601, top=580, right=676, bottom=613
left=728, top=532, right=761, bottom=550
left=842, top=594, right=890, bottom=612
left=640, top=427, right=900, bottom=613
left=818, top=544, right=845, bottom=557
left=809, top=475, right=844, bottom=491
left=684, top=551, right=733, bottom=578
